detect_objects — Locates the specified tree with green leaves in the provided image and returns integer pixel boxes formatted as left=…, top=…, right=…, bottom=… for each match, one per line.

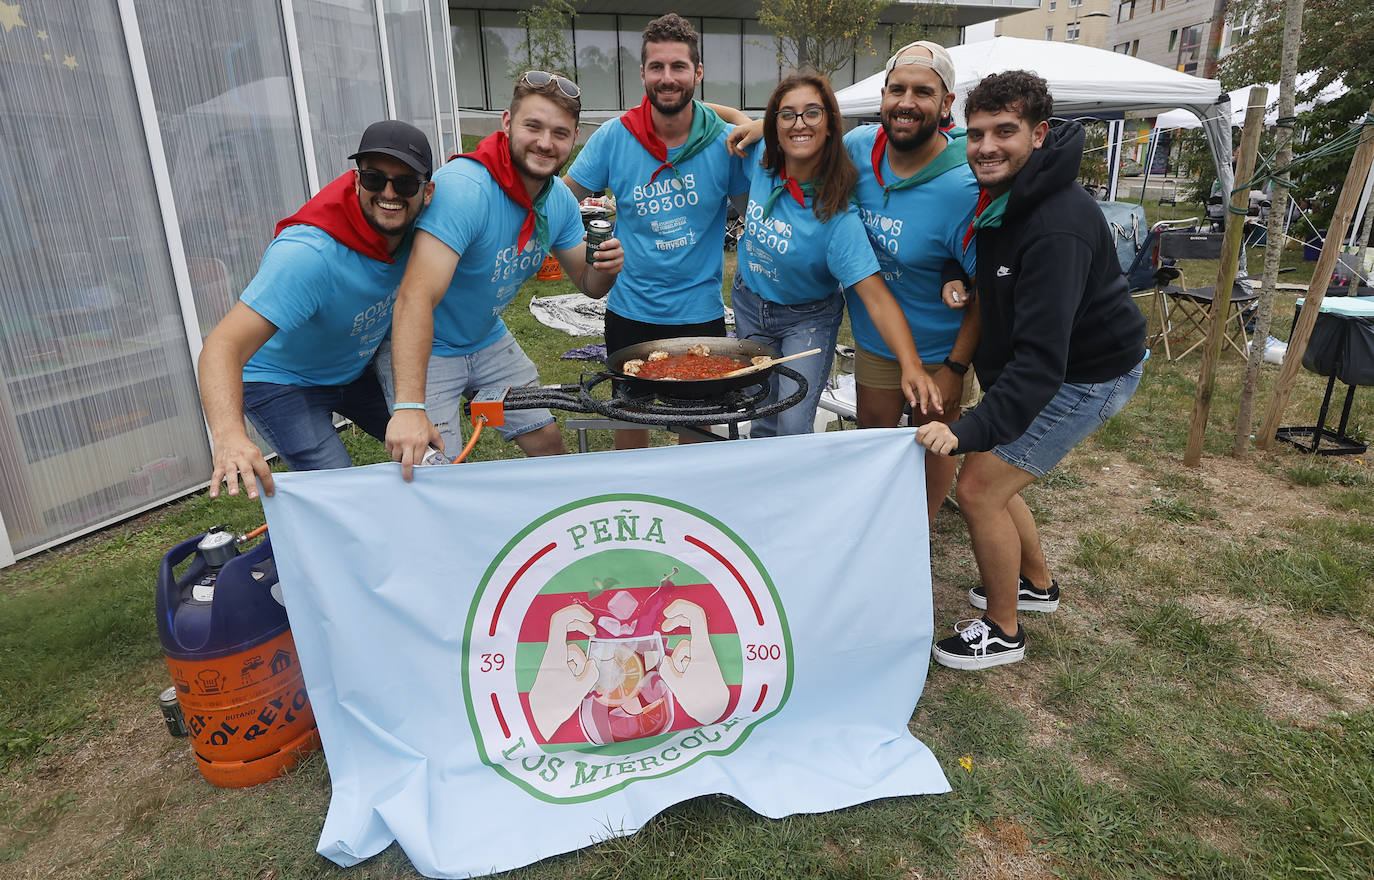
left=1221, top=0, right=1372, bottom=232
left=755, top=0, right=901, bottom=79
left=757, top=0, right=889, bottom=78
left=511, top=0, right=577, bottom=79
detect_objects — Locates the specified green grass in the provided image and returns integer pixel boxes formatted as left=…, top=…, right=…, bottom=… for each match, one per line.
left=5, top=245, right=1374, bottom=878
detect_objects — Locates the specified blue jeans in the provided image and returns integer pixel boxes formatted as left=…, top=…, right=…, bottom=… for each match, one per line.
left=243, top=361, right=391, bottom=471
left=992, top=357, right=1145, bottom=478
left=730, top=274, right=843, bottom=438
left=375, top=330, right=555, bottom=455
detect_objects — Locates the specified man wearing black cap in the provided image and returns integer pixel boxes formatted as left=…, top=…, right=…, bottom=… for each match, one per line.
left=199, top=119, right=435, bottom=499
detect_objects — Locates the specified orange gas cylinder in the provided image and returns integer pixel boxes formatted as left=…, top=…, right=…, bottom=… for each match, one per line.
left=536, top=254, right=563, bottom=280
left=155, top=529, right=319, bottom=787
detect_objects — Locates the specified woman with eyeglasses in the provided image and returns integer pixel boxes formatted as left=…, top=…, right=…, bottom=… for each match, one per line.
left=732, top=72, right=941, bottom=437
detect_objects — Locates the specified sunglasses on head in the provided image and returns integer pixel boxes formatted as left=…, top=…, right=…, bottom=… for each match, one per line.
left=356, top=167, right=425, bottom=198
left=520, top=70, right=581, bottom=100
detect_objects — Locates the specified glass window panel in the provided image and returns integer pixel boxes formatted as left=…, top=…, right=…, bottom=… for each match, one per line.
left=0, top=0, right=211, bottom=554
left=450, top=9, right=486, bottom=109
left=618, top=15, right=653, bottom=110
left=428, top=0, right=458, bottom=155
left=701, top=18, right=741, bottom=108
left=294, top=0, right=389, bottom=174
left=133, top=0, right=308, bottom=338
left=574, top=14, right=620, bottom=111
left=384, top=0, right=438, bottom=150
left=743, top=20, right=778, bottom=110
left=482, top=10, right=523, bottom=111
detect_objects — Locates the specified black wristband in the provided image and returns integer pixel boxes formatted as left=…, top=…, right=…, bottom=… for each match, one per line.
left=942, top=357, right=968, bottom=376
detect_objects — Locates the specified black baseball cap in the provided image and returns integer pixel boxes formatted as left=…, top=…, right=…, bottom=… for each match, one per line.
left=348, top=120, right=434, bottom=177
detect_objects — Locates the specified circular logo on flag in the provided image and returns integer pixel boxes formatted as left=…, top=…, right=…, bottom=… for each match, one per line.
left=462, top=494, right=792, bottom=803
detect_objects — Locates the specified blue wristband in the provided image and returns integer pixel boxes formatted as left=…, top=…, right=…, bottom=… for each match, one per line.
left=393, top=402, right=426, bottom=412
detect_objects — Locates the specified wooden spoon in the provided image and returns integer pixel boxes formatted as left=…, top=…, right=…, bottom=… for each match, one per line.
left=720, top=347, right=823, bottom=378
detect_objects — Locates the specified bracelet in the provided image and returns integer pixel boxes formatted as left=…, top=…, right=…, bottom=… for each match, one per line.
left=941, top=357, right=969, bottom=376
left=393, top=402, right=427, bottom=412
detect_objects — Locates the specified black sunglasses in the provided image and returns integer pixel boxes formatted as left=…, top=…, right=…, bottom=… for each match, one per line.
left=520, top=70, right=581, bottom=100
left=357, top=168, right=425, bottom=198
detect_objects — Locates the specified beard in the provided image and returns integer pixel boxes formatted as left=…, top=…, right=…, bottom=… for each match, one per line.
left=881, top=111, right=940, bottom=153
left=648, top=83, right=693, bottom=116
left=359, top=194, right=417, bottom=238
left=510, top=146, right=559, bottom=184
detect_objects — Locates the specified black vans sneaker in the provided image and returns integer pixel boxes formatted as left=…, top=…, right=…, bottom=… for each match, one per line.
left=969, top=575, right=1060, bottom=613
left=932, top=617, right=1026, bottom=670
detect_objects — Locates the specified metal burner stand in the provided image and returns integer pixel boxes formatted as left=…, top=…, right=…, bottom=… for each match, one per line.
left=487, top=366, right=807, bottom=451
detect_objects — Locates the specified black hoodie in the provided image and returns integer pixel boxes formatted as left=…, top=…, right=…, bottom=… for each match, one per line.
left=950, top=121, right=1146, bottom=454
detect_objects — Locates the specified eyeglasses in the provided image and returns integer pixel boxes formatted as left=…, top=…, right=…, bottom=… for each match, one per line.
left=520, top=70, right=581, bottom=100
left=777, top=107, right=825, bottom=127
left=357, top=168, right=426, bottom=198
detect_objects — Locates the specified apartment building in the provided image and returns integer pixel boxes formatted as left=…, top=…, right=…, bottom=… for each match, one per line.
left=994, top=0, right=1114, bottom=48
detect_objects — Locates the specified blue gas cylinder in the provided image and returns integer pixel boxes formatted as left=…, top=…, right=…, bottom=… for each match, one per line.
left=155, top=528, right=318, bottom=787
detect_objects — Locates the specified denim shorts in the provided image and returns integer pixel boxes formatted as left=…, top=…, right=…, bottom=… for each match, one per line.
left=375, top=330, right=555, bottom=451
left=242, top=360, right=391, bottom=472
left=991, top=357, right=1145, bottom=478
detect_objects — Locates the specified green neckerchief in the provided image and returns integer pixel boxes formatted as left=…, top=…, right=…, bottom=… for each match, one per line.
left=531, top=180, right=553, bottom=251
left=972, top=190, right=1010, bottom=231
left=879, top=135, right=967, bottom=207
left=670, top=101, right=730, bottom=173
left=761, top=172, right=819, bottom=218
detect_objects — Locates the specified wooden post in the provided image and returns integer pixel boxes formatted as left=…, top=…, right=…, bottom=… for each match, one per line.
left=1232, top=0, right=1304, bottom=459
left=1183, top=89, right=1269, bottom=467
left=1256, top=101, right=1374, bottom=451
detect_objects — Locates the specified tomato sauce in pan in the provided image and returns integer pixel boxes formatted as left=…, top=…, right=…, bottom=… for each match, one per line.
left=634, top=353, right=749, bottom=381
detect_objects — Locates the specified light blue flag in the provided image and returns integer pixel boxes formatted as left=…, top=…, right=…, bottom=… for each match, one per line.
left=262, top=429, right=949, bottom=878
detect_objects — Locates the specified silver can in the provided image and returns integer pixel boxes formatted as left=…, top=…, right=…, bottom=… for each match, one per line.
left=160, top=686, right=189, bottom=737
left=585, top=219, right=613, bottom=265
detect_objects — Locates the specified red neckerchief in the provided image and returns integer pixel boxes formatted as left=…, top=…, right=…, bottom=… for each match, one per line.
left=870, top=127, right=892, bottom=187
left=458, top=131, right=540, bottom=252
left=963, top=188, right=994, bottom=252
left=274, top=172, right=392, bottom=262
left=781, top=163, right=808, bottom=207
left=620, top=96, right=674, bottom=183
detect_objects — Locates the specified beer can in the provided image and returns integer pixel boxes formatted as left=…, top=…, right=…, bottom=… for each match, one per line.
left=586, top=219, right=613, bottom=265
left=160, top=686, right=189, bottom=737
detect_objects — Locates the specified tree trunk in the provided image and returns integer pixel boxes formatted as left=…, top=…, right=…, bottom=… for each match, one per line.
left=1232, top=0, right=1304, bottom=459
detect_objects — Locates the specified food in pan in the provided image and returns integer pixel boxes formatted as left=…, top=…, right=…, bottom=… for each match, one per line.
left=621, top=358, right=645, bottom=376
left=633, top=351, right=749, bottom=381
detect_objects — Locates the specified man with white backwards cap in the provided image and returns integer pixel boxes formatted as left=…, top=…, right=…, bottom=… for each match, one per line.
left=841, top=41, right=980, bottom=528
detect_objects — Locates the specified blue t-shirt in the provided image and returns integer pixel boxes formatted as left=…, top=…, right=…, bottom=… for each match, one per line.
left=242, top=225, right=404, bottom=386
left=843, top=125, right=978, bottom=362
left=418, top=158, right=584, bottom=356
left=567, top=117, right=748, bottom=324
left=735, top=141, right=878, bottom=304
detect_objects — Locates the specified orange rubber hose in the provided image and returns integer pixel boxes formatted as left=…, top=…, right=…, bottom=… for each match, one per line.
left=451, top=415, right=487, bottom=464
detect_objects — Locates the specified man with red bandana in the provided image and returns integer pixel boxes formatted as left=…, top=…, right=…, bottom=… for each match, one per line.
left=199, top=120, right=434, bottom=500
left=564, top=13, right=749, bottom=449
left=385, top=72, right=624, bottom=478
left=840, top=41, right=981, bottom=530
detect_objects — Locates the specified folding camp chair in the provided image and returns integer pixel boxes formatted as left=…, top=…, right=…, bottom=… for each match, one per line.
left=1150, top=231, right=1260, bottom=362
left=1126, top=219, right=1198, bottom=348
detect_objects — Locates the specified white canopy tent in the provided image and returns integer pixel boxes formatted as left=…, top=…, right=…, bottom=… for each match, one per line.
left=1154, top=74, right=1349, bottom=130
left=835, top=36, right=1232, bottom=204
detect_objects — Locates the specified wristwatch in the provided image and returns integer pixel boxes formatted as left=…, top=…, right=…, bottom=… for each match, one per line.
left=942, top=357, right=969, bottom=376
